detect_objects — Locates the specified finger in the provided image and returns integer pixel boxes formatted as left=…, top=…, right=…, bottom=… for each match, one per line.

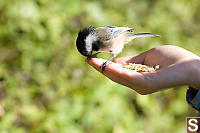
left=103, top=62, right=161, bottom=93
left=86, top=57, right=140, bottom=88
left=86, top=57, right=108, bottom=72
left=103, top=70, right=137, bottom=90
left=86, top=57, right=144, bottom=83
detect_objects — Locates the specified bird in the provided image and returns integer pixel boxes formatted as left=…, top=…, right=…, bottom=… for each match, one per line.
left=76, top=26, right=160, bottom=72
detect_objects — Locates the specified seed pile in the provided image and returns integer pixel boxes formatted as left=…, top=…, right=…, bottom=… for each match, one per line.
left=122, top=63, right=159, bottom=72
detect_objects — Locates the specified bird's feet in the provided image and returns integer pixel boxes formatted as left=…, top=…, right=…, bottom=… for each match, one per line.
left=101, top=61, right=112, bottom=72
left=87, top=52, right=100, bottom=60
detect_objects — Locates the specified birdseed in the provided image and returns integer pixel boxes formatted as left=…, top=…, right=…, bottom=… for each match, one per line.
left=122, top=63, right=159, bottom=72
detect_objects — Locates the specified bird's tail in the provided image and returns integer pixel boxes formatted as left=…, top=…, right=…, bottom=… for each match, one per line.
left=126, top=33, right=160, bottom=43
left=131, top=33, right=160, bottom=38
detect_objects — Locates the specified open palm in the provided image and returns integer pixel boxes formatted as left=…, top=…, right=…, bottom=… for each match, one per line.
left=86, top=45, right=200, bottom=94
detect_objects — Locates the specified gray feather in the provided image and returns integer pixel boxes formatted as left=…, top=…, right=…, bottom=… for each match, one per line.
left=130, top=33, right=160, bottom=38
left=96, top=26, right=134, bottom=41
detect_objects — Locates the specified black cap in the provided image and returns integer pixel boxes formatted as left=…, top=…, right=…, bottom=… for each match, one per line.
left=76, top=27, right=94, bottom=57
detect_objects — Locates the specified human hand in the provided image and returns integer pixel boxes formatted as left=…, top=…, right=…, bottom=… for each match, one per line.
left=86, top=45, right=200, bottom=94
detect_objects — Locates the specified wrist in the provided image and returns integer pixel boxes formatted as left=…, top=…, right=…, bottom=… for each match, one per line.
left=188, top=58, right=200, bottom=89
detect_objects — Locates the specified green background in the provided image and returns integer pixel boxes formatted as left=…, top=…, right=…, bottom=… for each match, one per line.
left=0, top=0, right=200, bottom=132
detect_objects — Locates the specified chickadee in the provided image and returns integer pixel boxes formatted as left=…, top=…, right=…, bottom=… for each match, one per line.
left=76, top=26, right=159, bottom=71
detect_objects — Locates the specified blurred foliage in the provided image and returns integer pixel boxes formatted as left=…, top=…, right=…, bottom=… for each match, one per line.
left=0, top=0, right=200, bottom=132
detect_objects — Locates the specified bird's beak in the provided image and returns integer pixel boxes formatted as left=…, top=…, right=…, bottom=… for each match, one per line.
left=87, top=51, right=93, bottom=58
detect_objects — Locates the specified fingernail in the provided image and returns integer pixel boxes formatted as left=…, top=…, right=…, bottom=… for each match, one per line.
left=85, top=57, right=90, bottom=62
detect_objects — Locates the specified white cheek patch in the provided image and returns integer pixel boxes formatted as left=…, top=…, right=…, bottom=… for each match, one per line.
left=85, top=33, right=97, bottom=53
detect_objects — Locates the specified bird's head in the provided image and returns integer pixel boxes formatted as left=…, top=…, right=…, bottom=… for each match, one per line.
left=76, top=27, right=97, bottom=57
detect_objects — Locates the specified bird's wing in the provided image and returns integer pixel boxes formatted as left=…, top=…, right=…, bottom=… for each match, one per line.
left=95, top=26, right=134, bottom=41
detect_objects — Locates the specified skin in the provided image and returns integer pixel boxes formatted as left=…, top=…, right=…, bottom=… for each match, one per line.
left=86, top=45, right=200, bottom=95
